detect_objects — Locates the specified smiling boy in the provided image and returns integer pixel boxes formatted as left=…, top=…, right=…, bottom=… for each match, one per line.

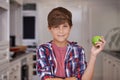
left=36, top=7, right=106, bottom=80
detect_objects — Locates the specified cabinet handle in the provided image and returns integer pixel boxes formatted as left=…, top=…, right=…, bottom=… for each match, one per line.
left=14, top=76, right=17, bottom=79
left=16, top=65, right=19, bottom=68
left=104, top=58, right=107, bottom=61
left=113, top=64, right=115, bottom=67
left=108, top=61, right=111, bottom=63
left=115, top=60, right=120, bottom=63
left=10, top=72, right=13, bottom=74
left=3, top=54, right=7, bottom=57
left=12, top=68, right=15, bottom=71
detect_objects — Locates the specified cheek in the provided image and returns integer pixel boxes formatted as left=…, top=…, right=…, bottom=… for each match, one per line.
left=52, top=32, right=58, bottom=37
left=65, top=29, right=71, bottom=34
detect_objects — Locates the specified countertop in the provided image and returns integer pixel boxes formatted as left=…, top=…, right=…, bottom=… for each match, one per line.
left=10, top=52, right=32, bottom=62
left=102, top=50, right=120, bottom=59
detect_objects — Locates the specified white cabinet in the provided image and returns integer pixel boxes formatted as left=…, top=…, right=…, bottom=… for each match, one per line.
left=9, top=61, right=21, bottom=80
left=10, top=0, right=23, bottom=5
left=9, top=53, right=32, bottom=80
left=0, top=0, right=9, bottom=64
left=103, top=53, right=120, bottom=80
left=10, top=0, right=23, bottom=45
left=0, top=62, right=9, bottom=80
left=0, top=0, right=9, bottom=42
left=0, top=41, right=9, bottom=65
left=27, top=53, right=39, bottom=80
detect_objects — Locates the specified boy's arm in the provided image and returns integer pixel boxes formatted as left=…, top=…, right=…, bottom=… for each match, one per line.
left=36, top=46, right=54, bottom=80
left=45, top=78, right=63, bottom=80
left=81, top=54, right=96, bottom=80
left=82, top=37, right=106, bottom=80
left=46, top=77, right=76, bottom=80
left=65, top=77, right=77, bottom=80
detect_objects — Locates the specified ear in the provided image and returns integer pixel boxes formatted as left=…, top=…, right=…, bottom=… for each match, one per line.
left=70, top=26, right=72, bottom=29
left=48, top=26, right=51, bottom=31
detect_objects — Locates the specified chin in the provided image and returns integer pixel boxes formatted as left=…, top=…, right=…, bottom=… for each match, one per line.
left=58, top=39, right=67, bottom=43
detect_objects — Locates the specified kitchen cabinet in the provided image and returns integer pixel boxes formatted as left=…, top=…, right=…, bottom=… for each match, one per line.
left=10, top=0, right=23, bottom=5
left=10, top=0, right=23, bottom=45
left=0, top=63, right=9, bottom=80
left=27, top=52, right=39, bottom=80
left=9, top=53, right=32, bottom=80
left=0, top=0, right=9, bottom=42
left=9, top=62, right=21, bottom=80
left=103, top=53, right=120, bottom=80
left=0, top=0, right=9, bottom=65
left=0, top=41, right=9, bottom=65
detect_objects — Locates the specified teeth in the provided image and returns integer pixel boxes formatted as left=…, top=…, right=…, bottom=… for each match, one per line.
left=58, top=35, right=64, bottom=36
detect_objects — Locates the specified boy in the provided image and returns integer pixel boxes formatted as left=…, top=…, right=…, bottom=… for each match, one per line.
left=36, top=7, right=106, bottom=80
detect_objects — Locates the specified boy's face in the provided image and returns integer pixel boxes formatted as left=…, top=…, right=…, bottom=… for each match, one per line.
left=49, top=22, right=71, bottom=43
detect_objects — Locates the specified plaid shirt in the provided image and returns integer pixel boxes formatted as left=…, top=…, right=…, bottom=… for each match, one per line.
left=36, top=41, right=87, bottom=80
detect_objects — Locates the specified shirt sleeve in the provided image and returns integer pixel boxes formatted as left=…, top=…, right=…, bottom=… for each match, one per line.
left=36, top=45, right=54, bottom=80
left=75, top=47, right=87, bottom=80
left=79, top=48, right=87, bottom=75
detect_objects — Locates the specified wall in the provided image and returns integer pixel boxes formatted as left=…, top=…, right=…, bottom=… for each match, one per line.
left=118, top=0, right=120, bottom=26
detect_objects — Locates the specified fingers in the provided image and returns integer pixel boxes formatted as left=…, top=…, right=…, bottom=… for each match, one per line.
left=94, top=36, right=106, bottom=48
left=99, top=36, right=106, bottom=44
left=65, top=77, right=77, bottom=80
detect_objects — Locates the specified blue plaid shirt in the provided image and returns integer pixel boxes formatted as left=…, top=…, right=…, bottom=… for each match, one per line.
left=36, top=41, right=87, bottom=80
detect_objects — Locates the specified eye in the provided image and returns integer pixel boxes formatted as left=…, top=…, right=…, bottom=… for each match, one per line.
left=63, top=25, right=68, bottom=28
left=53, top=26, right=59, bottom=28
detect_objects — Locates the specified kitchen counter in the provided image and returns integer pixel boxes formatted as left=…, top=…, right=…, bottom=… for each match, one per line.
left=102, top=50, right=120, bottom=80
left=102, top=50, right=120, bottom=59
left=10, top=52, right=30, bottom=62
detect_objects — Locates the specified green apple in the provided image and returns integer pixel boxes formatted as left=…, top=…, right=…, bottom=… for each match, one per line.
left=92, top=36, right=101, bottom=45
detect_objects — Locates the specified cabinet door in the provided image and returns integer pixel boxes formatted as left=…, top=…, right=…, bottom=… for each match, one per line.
left=103, top=54, right=113, bottom=80
left=103, top=54, right=120, bottom=80
left=107, top=59, right=113, bottom=80
left=9, top=62, right=21, bottom=80
left=1, top=73, right=8, bottom=80
left=116, top=60, right=120, bottom=80
left=103, top=55, right=107, bottom=80
left=112, top=61, right=118, bottom=80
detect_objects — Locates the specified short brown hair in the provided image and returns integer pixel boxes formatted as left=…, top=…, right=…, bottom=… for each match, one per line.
left=47, top=7, right=72, bottom=28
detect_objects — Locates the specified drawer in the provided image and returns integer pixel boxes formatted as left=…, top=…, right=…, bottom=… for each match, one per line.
left=0, top=41, right=9, bottom=65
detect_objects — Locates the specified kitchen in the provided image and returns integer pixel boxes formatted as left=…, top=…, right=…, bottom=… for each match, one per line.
left=0, top=0, right=120, bottom=80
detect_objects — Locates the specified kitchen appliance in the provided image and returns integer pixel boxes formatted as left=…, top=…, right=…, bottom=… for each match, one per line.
left=10, top=35, right=15, bottom=47
left=21, top=58, right=29, bottom=80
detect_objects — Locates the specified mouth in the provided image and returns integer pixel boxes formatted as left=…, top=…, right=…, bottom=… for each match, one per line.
left=57, top=35, right=65, bottom=37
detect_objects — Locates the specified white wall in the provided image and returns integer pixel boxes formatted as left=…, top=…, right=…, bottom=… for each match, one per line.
left=118, top=0, right=120, bottom=26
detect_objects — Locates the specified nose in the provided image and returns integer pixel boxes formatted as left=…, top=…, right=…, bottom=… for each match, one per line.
left=59, top=26, right=63, bottom=33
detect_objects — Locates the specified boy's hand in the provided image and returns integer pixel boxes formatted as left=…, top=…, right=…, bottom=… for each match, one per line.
left=65, top=77, right=77, bottom=80
left=46, top=78, right=63, bottom=80
left=46, top=77, right=77, bottom=80
left=91, top=36, right=106, bottom=57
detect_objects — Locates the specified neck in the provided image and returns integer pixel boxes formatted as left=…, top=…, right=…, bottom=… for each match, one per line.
left=52, top=40, right=68, bottom=47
